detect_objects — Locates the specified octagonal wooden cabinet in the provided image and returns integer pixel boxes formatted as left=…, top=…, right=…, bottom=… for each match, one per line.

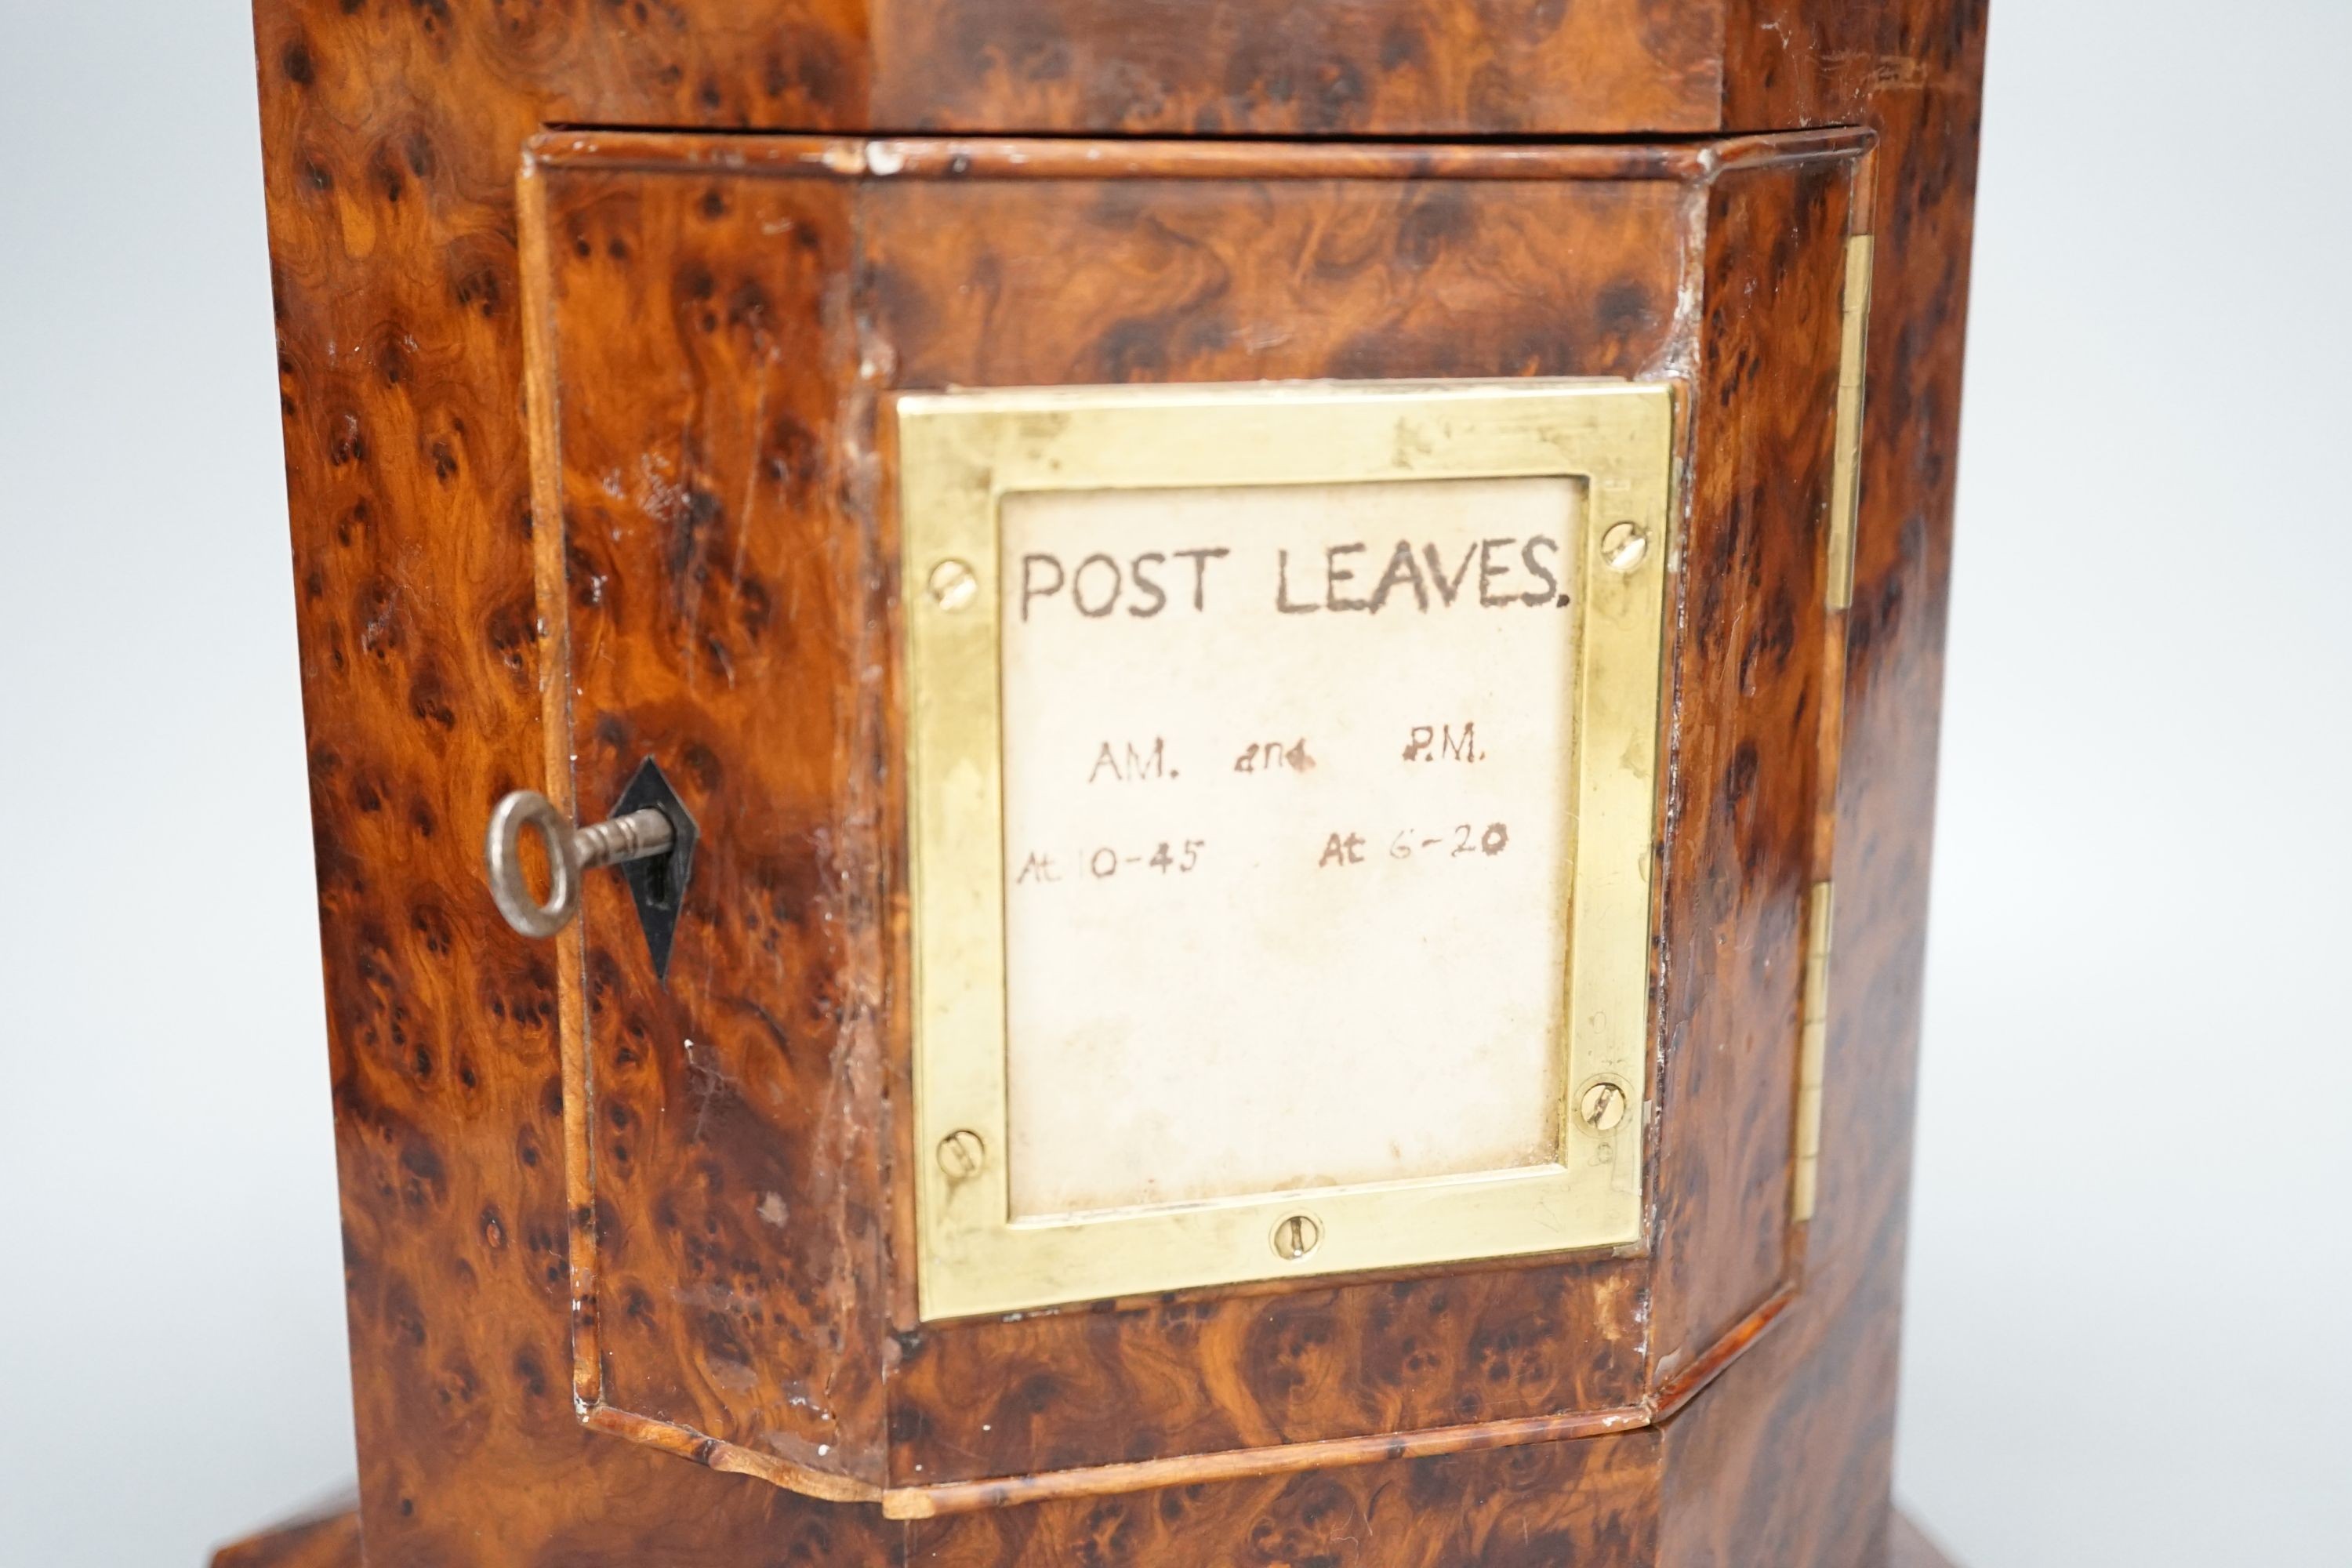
left=229, top=2, right=1984, bottom=1564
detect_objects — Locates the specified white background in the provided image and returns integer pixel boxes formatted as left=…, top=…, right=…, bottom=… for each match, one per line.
left=2, top=3, right=2346, bottom=1563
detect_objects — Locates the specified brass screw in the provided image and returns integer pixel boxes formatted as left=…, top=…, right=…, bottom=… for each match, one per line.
left=1600, top=521, right=1650, bottom=573
left=936, top=1129, right=985, bottom=1180
left=1578, top=1080, right=1629, bottom=1132
left=927, top=558, right=978, bottom=611
left=1272, top=1213, right=1323, bottom=1261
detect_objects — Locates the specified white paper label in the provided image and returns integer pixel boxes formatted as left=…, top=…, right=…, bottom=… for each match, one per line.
left=999, top=476, right=1581, bottom=1219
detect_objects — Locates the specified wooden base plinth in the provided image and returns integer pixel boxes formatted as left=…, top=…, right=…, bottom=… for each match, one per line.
left=1891, top=1511, right=1962, bottom=1568
left=209, top=1496, right=359, bottom=1568
left=212, top=1497, right=1962, bottom=1567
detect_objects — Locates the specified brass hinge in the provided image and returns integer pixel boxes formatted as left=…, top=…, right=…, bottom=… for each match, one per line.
left=1825, top=234, right=1875, bottom=612
left=1791, top=880, right=1835, bottom=1221
left=1799, top=229, right=1872, bottom=1218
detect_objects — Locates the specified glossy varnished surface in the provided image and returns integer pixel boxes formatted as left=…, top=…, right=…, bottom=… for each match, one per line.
left=252, top=0, right=1984, bottom=1559
left=855, top=154, right=1691, bottom=1490
left=858, top=167, right=1694, bottom=387
left=531, top=157, right=888, bottom=1491
left=869, top=143, right=1853, bottom=1486
left=1646, top=154, right=1853, bottom=1379
left=251, top=0, right=1977, bottom=145
left=210, top=1500, right=361, bottom=1568
left=258, top=2, right=898, bottom=1559
left=260, top=0, right=1723, bottom=137
left=215, top=1499, right=1969, bottom=1566
left=866, top=0, right=1722, bottom=135
left=523, top=132, right=1862, bottom=1495
left=902, top=1436, right=1665, bottom=1565
left=1657, top=5, right=1988, bottom=1566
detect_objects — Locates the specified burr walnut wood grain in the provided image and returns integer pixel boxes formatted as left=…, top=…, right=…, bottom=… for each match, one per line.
left=1646, top=154, right=1853, bottom=1382
left=214, top=1500, right=1969, bottom=1566
left=527, top=157, right=889, bottom=1493
left=518, top=131, right=1861, bottom=1501
left=1657, top=7, right=1988, bottom=1565
left=868, top=0, right=1723, bottom=136
left=252, top=0, right=1984, bottom=1560
left=257, top=0, right=1726, bottom=138
left=209, top=1500, right=361, bottom=1568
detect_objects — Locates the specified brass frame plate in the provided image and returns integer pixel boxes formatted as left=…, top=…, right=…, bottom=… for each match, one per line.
left=898, top=379, right=1674, bottom=1321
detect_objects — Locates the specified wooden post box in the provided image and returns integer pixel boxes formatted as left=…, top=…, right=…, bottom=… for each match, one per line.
left=228, top=4, right=1984, bottom=1564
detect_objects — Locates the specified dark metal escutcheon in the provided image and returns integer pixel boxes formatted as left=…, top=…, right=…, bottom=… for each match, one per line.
left=483, top=756, right=699, bottom=982
left=604, top=757, right=697, bottom=981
